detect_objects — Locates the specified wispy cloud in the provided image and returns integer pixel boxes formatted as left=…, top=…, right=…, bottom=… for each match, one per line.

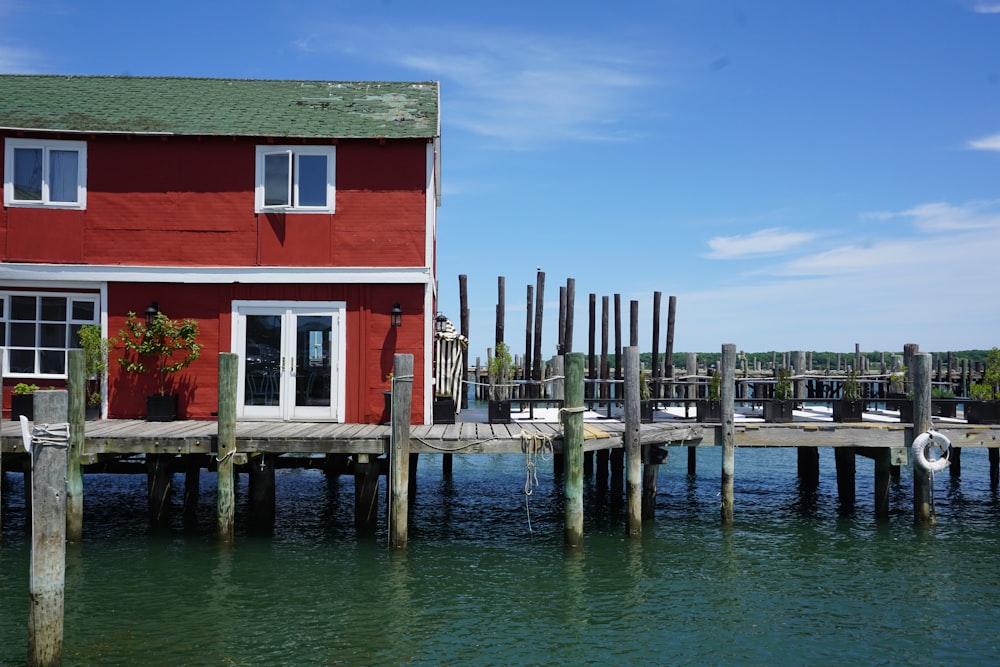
left=0, top=43, right=43, bottom=73
left=295, top=23, right=660, bottom=148
left=970, top=1, right=1000, bottom=14
left=865, top=200, right=1000, bottom=231
left=703, top=227, right=817, bottom=259
left=969, top=132, right=1000, bottom=150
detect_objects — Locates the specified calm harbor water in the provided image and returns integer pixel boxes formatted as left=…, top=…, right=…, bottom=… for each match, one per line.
left=3, top=444, right=1000, bottom=665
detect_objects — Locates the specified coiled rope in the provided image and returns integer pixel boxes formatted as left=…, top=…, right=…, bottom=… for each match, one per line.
left=520, top=430, right=554, bottom=535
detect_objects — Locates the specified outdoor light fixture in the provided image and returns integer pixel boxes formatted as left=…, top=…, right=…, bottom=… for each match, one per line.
left=435, top=313, right=448, bottom=334
left=145, top=301, right=160, bottom=326
left=391, top=303, right=403, bottom=327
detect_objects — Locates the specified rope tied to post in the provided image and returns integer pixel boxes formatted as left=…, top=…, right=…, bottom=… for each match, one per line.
left=19, top=416, right=69, bottom=454
left=520, top=430, right=554, bottom=535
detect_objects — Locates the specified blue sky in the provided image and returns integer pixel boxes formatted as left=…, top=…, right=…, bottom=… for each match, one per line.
left=3, top=0, right=999, bottom=357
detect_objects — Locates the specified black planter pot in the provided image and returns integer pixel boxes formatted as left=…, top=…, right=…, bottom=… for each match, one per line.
left=86, top=405, right=100, bottom=421
left=886, top=392, right=907, bottom=412
left=488, top=400, right=511, bottom=424
left=383, top=391, right=392, bottom=424
left=433, top=397, right=456, bottom=424
left=833, top=399, right=864, bottom=423
left=697, top=400, right=721, bottom=423
left=764, top=400, right=794, bottom=423
left=640, top=400, right=654, bottom=423
left=966, top=400, right=1000, bottom=425
left=10, top=393, right=33, bottom=421
left=899, top=402, right=913, bottom=423
left=146, top=394, right=178, bottom=422
left=933, top=400, right=957, bottom=419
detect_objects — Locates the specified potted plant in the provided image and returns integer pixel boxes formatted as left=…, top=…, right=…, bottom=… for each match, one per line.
left=833, top=369, right=864, bottom=423
left=764, top=368, right=794, bottom=423
left=966, top=347, right=1000, bottom=424
left=118, top=310, right=201, bottom=421
left=639, top=370, right=654, bottom=423
left=10, top=382, right=39, bottom=421
left=487, top=341, right=514, bottom=424
left=78, top=323, right=115, bottom=419
left=697, top=372, right=722, bottom=423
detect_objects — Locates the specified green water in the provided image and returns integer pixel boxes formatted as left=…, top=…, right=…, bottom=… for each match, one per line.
left=3, top=447, right=1000, bottom=665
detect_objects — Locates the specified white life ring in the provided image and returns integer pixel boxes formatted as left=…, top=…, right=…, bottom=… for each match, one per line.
left=912, top=430, right=950, bottom=473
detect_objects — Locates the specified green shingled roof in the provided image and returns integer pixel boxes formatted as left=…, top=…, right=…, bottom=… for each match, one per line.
left=0, top=75, right=439, bottom=139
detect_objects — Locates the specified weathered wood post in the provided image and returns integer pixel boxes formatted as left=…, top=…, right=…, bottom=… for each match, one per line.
left=217, top=352, right=238, bottom=543
left=835, top=447, right=856, bottom=510
left=389, top=353, right=414, bottom=549
left=624, top=347, right=641, bottom=536
left=720, top=344, right=736, bottom=524
left=28, top=390, right=69, bottom=667
left=874, top=448, right=892, bottom=520
left=66, top=348, right=85, bottom=543
left=248, top=453, right=276, bottom=533
left=912, top=352, right=933, bottom=525
left=686, top=352, right=698, bottom=473
left=564, top=352, right=585, bottom=548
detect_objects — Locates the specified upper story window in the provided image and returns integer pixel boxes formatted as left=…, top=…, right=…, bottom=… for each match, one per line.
left=255, top=145, right=336, bottom=213
left=1, top=292, right=100, bottom=378
left=3, top=138, right=87, bottom=209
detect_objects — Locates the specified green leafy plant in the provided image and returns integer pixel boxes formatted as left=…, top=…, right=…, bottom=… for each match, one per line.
left=842, top=369, right=861, bottom=401
left=639, top=370, right=651, bottom=401
left=970, top=347, right=1000, bottom=401
left=118, top=310, right=201, bottom=396
left=774, top=369, right=793, bottom=401
left=12, top=382, right=39, bottom=395
left=707, top=372, right=721, bottom=401
left=78, top=324, right=115, bottom=407
left=488, top=341, right=515, bottom=402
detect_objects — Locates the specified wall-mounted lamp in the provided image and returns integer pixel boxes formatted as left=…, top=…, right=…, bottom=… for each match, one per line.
left=145, top=301, right=160, bottom=326
left=391, top=303, right=403, bottom=328
left=435, top=313, right=448, bottom=334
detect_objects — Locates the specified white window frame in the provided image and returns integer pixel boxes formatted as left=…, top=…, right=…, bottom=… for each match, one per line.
left=3, top=138, right=88, bottom=209
left=1, top=290, right=101, bottom=379
left=254, top=145, right=336, bottom=214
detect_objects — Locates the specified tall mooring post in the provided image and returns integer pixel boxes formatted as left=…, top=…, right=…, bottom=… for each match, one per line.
left=912, top=352, right=933, bottom=525
left=563, top=353, right=585, bottom=548
left=720, top=344, right=736, bottom=524
left=28, top=390, right=69, bottom=667
left=389, top=353, right=414, bottom=549
left=66, top=348, right=85, bottom=542
left=624, top=347, right=642, bottom=536
left=217, top=352, right=238, bottom=543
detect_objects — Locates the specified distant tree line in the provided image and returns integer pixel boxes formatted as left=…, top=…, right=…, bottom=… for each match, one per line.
left=638, top=350, right=996, bottom=370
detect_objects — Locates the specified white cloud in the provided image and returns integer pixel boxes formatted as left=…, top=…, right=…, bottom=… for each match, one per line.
left=866, top=200, right=1000, bottom=232
left=971, top=1, right=1000, bottom=14
left=703, top=227, right=816, bottom=259
left=969, top=132, right=1000, bottom=151
left=296, top=23, right=659, bottom=148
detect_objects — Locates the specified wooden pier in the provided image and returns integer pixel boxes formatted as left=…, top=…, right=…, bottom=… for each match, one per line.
left=2, top=349, right=1000, bottom=545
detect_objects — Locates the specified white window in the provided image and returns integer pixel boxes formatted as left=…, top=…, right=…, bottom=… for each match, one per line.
left=3, top=138, right=87, bottom=209
left=255, top=145, right=335, bottom=213
left=1, top=292, right=100, bottom=378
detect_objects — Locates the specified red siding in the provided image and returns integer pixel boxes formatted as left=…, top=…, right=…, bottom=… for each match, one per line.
left=107, top=282, right=426, bottom=423
left=1, top=134, right=430, bottom=269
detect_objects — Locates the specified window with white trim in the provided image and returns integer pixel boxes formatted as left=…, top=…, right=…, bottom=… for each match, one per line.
left=254, top=145, right=335, bottom=213
left=3, top=138, right=87, bottom=209
left=1, top=292, right=100, bottom=377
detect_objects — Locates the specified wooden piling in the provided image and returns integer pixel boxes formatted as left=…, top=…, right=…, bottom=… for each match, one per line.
left=651, top=292, right=661, bottom=396
left=354, top=454, right=381, bottom=536
left=624, top=347, right=641, bottom=536
left=686, top=352, right=698, bottom=472
left=797, top=447, right=819, bottom=491
left=389, top=354, right=414, bottom=549
left=834, top=447, right=856, bottom=510
left=249, top=454, right=276, bottom=533
left=564, top=278, right=575, bottom=353
left=147, top=454, right=173, bottom=527
left=217, top=352, right=238, bottom=543
left=874, top=449, right=891, bottom=519
left=563, top=353, right=585, bottom=548
left=183, top=456, right=201, bottom=520
left=66, top=348, right=85, bottom=543
left=912, top=352, right=933, bottom=525
left=720, top=344, right=736, bottom=524
left=989, top=449, right=999, bottom=487
left=28, top=390, right=68, bottom=667
left=532, top=270, right=545, bottom=394
left=459, top=274, right=469, bottom=410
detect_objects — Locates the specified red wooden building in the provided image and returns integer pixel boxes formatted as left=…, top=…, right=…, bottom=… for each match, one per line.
left=0, top=75, right=441, bottom=423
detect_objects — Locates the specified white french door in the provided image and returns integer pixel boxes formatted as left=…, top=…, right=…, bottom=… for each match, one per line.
left=234, top=301, right=345, bottom=421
